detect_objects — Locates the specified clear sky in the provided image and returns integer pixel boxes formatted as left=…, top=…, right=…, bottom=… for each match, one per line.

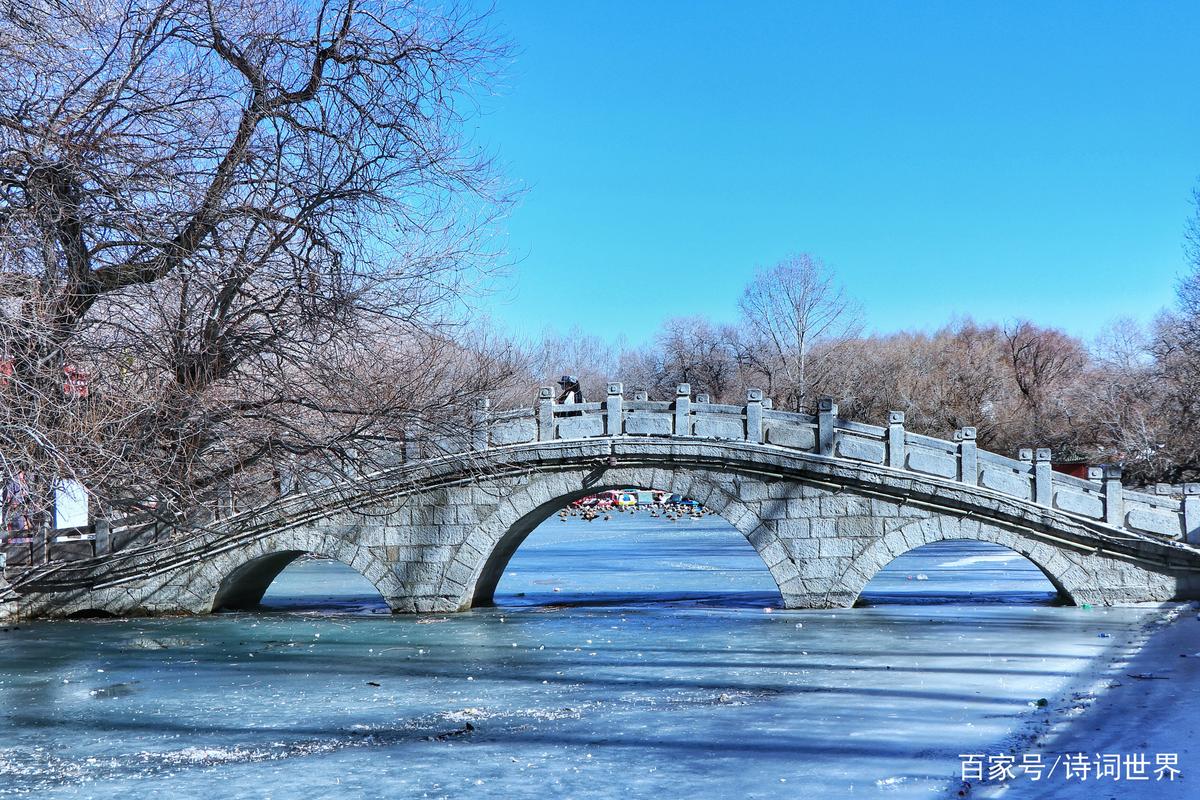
left=472, top=1, right=1200, bottom=346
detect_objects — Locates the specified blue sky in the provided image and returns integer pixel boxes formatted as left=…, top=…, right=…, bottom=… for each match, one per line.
left=472, top=1, right=1200, bottom=346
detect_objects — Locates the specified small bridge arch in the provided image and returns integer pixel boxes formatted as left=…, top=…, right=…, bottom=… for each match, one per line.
left=843, top=527, right=1082, bottom=607
left=204, top=528, right=403, bottom=613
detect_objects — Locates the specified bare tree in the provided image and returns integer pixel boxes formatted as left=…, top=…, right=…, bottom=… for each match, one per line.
left=639, top=316, right=739, bottom=401
left=1002, top=321, right=1087, bottom=447
left=0, top=0, right=512, bottom=522
left=737, top=254, right=861, bottom=411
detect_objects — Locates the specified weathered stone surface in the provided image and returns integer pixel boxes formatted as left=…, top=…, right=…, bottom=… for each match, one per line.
left=1053, top=489, right=1104, bottom=519
left=693, top=416, right=744, bottom=440
left=981, top=468, right=1032, bottom=499
left=625, top=413, right=672, bottom=436
left=1126, top=508, right=1181, bottom=538
left=835, top=436, right=886, bottom=464
left=765, top=423, right=816, bottom=451
left=489, top=418, right=536, bottom=446
left=905, top=449, right=958, bottom=478
left=556, top=416, right=604, bottom=439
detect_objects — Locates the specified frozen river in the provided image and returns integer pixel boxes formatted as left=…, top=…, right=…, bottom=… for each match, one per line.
left=0, top=512, right=1154, bottom=798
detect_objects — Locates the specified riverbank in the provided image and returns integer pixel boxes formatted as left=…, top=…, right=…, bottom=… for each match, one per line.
left=969, top=602, right=1199, bottom=798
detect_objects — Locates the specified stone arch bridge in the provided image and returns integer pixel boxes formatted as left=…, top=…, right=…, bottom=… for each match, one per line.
left=5, top=384, right=1200, bottom=619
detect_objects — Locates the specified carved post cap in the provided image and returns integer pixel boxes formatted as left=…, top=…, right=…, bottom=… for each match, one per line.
left=953, top=430, right=963, bottom=442
left=1155, top=483, right=1172, bottom=495
left=762, top=398, right=773, bottom=409
left=607, top=382, right=623, bottom=395
left=1087, top=467, right=1104, bottom=481
left=634, top=390, right=649, bottom=401
left=1018, top=448, right=1033, bottom=462
left=695, top=393, right=711, bottom=403
left=747, top=388, right=763, bottom=402
left=818, top=397, right=838, bottom=413
left=960, top=427, right=977, bottom=441
left=1104, top=465, right=1123, bottom=480
left=538, top=387, right=554, bottom=400
left=888, top=411, right=905, bottom=425
left=1035, top=448, right=1051, bottom=462
left=676, top=383, right=691, bottom=396
left=475, top=397, right=491, bottom=410
left=1185, top=483, right=1200, bottom=496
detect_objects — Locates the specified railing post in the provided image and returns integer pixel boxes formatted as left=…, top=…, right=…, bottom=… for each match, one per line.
left=605, top=382, right=624, bottom=435
left=279, top=455, right=298, bottom=495
left=673, top=384, right=691, bottom=436
left=1087, top=466, right=1103, bottom=483
left=537, top=387, right=555, bottom=441
left=762, top=398, right=773, bottom=409
left=1019, top=448, right=1034, bottom=496
left=472, top=398, right=491, bottom=451
left=35, top=523, right=48, bottom=566
left=1183, top=483, right=1200, bottom=545
left=745, top=389, right=763, bottom=444
left=1103, top=466, right=1124, bottom=527
left=213, top=483, right=234, bottom=520
left=887, top=411, right=906, bottom=469
left=1034, top=448, right=1052, bottom=505
left=403, top=421, right=421, bottom=462
left=634, top=390, right=648, bottom=401
left=958, top=427, right=978, bottom=485
left=817, top=397, right=837, bottom=456
left=696, top=392, right=711, bottom=404
left=94, top=518, right=111, bottom=555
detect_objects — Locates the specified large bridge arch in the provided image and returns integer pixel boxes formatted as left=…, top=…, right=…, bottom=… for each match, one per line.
left=443, top=465, right=796, bottom=610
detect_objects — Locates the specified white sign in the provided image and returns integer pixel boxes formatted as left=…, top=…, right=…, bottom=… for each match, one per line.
left=54, top=480, right=89, bottom=530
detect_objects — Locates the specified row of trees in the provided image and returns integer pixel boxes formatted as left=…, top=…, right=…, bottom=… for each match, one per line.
left=524, top=237, right=1200, bottom=486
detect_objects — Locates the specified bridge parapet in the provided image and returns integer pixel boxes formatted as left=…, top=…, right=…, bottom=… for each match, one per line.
left=435, top=384, right=1199, bottom=545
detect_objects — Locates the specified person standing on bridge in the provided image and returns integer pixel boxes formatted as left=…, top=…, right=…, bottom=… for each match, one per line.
left=556, top=375, right=585, bottom=405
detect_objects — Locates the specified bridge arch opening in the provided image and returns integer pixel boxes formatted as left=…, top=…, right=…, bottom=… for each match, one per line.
left=482, top=487, right=783, bottom=609
left=212, top=551, right=391, bottom=614
left=854, top=540, right=1067, bottom=606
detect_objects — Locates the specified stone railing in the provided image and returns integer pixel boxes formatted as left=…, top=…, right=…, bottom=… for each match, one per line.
left=447, top=383, right=1199, bottom=545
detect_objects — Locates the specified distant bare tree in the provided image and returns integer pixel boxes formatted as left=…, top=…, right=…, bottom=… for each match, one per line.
left=737, top=254, right=861, bottom=411
left=1002, top=321, right=1088, bottom=447
left=642, top=316, right=739, bottom=401
left=0, top=0, right=512, bottom=522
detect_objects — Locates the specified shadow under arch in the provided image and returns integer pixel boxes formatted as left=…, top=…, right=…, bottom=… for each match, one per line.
left=470, top=481, right=777, bottom=608
left=65, top=607, right=118, bottom=619
left=844, top=535, right=1077, bottom=608
left=209, top=537, right=398, bottom=613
